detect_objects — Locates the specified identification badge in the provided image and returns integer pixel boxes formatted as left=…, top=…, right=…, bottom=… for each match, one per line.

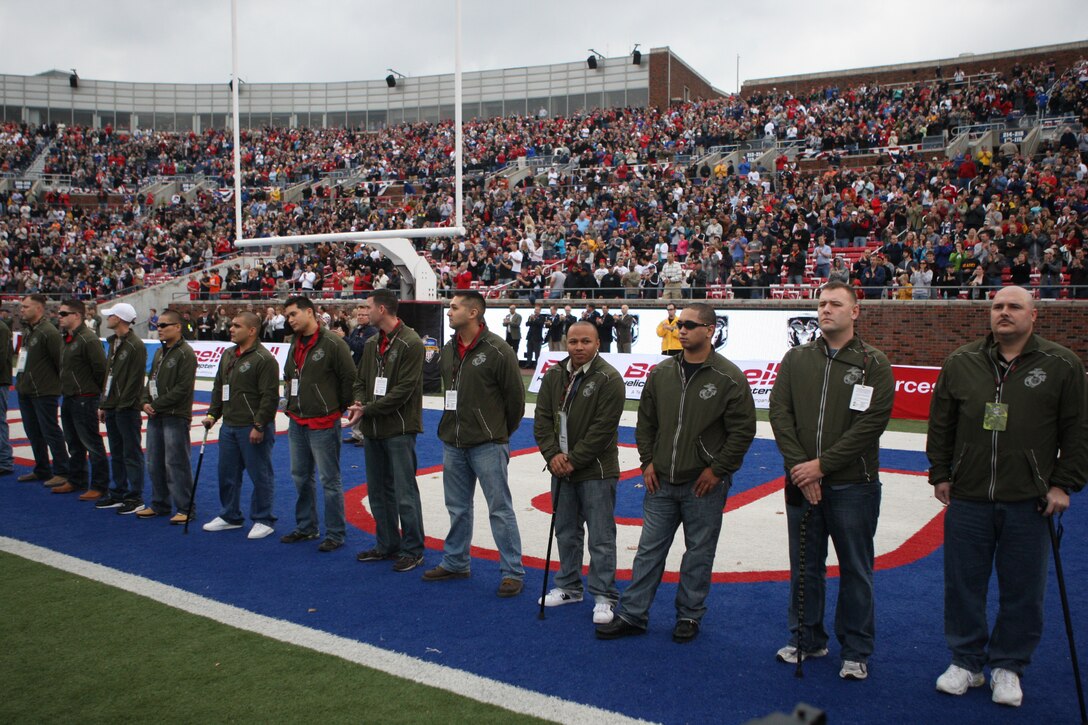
left=373, top=377, right=388, bottom=397
left=290, top=378, right=299, bottom=397
left=149, top=381, right=159, bottom=399
left=558, top=411, right=570, bottom=454
left=16, top=349, right=27, bottom=373
left=849, top=384, right=873, bottom=412
left=222, top=384, right=231, bottom=401
left=444, top=390, right=458, bottom=410
left=984, top=402, right=1009, bottom=432
left=104, top=375, right=114, bottom=397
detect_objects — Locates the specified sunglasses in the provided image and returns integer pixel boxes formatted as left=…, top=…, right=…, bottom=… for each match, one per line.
left=57, top=311, right=78, bottom=317
left=678, top=321, right=713, bottom=330
left=157, top=322, right=180, bottom=329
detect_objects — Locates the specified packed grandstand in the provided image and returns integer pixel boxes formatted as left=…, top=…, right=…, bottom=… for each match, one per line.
left=0, top=52, right=1086, bottom=305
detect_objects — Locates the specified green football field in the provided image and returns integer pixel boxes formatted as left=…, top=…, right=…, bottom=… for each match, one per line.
left=0, top=552, right=546, bottom=724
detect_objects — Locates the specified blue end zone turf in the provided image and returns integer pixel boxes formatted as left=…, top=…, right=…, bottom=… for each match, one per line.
left=3, top=403, right=1085, bottom=724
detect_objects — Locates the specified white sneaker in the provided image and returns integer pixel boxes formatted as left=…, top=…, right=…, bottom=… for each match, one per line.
left=592, top=602, right=614, bottom=624
left=202, top=517, right=242, bottom=532
left=991, top=667, right=1023, bottom=707
left=840, top=660, right=868, bottom=680
left=775, top=645, right=829, bottom=664
left=936, top=664, right=984, bottom=695
left=537, top=588, right=583, bottom=607
left=248, top=522, right=274, bottom=540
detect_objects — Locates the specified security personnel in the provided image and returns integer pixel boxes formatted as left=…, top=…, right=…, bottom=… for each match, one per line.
left=279, top=296, right=356, bottom=552
left=768, top=281, right=894, bottom=681
left=202, top=311, right=281, bottom=539
left=346, top=289, right=427, bottom=572
left=656, top=303, right=682, bottom=358
left=534, top=320, right=625, bottom=624
left=928, top=286, right=1088, bottom=708
left=598, top=302, right=755, bottom=643
left=138, top=309, right=198, bottom=522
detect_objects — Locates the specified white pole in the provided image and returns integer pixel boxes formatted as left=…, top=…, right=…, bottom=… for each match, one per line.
left=454, top=0, right=463, bottom=231
left=234, top=226, right=467, bottom=248
left=231, top=0, right=243, bottom=247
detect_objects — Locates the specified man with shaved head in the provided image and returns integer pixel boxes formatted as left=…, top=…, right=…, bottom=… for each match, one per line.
left=534, top=320, right=625, bottom=625
left=928, top=286, right=1088, bottom=708
left=202, top=310, right=281, bottom=539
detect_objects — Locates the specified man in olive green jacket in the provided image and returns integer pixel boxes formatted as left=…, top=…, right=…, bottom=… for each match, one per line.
left=0, top=309, right=12, bottom=475
left=16, top=294, right=69, bottom=486
left=534, top=321, right=625, bottom=624
left=138, top=309, right=198, bottom=522
left=346, top=290, right=427, bottom=572
left=598, top=303, right=755, bottom=644
left=203, top=311, right=281, bottom=539
left=55, top=298, right=109, bottom=497
left=769, top=282, right=894, bottom=681
left=280, top=296, right=356, bottom=552
left=95, top=303, right=147, bottom=514
left=424, top=291, right=526, bottom=598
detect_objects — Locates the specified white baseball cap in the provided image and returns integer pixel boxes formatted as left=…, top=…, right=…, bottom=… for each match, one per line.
left=101, top=302, right=137, bottom=323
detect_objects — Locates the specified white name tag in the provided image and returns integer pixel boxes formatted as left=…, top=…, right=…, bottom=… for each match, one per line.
left=559, top=411, right=570, bottom=454
left=222, top=384, right=230, bottom=401
left=149, top=381, right=159, bottom=399
left=444, top=390, right=458, bottom=410
left=16, top=349, right=27, bottom=373
left=373, top=377, right=388, bottom=397
left=290, top=378, right=299, bottom=397
left=849, top=384, right=874, bottom=412
left=104, top=375, right=114, bottom=397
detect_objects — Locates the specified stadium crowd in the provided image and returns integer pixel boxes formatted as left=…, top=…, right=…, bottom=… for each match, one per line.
left=0, top=58, right=1086, bottom=302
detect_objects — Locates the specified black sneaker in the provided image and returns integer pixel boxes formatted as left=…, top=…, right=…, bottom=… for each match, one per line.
left=356, top=548, right=395, bottom=562
left=393, top=554, right=424, bottom=572
left=317, top=539, right=343, bottom=552
left=672, top=618, right=700, bottom=643
left=117, top=501, right=147, bottom=515
left=280, top=530, right=319, bottom=544
left=95, top=497, right=124, bottom=510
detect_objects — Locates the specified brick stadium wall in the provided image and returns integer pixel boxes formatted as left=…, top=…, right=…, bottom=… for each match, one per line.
left=649, top=49, right=722, bottom=108
left=169, top=299, right=1088, bottom=367
left=742, top=42, right=1088, bottom=98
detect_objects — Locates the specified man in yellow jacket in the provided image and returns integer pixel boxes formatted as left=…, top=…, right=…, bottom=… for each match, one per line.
left=657, top=303, right=682, bottom=358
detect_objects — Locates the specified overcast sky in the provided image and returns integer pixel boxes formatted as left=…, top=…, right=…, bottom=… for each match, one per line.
left=2, top=1, right=1086, bottom=92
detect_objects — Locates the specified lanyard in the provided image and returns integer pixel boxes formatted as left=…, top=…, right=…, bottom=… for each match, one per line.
left=376, top=324, right=402, bottom=378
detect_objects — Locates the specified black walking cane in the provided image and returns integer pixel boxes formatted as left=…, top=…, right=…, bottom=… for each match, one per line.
left=1048, top=513, right=1088, bottom=724
left=538, top=476, right=567, bottom=620
left=183, top=426, right=211, bottom=535
left=795, top=503, right=814, bottom=678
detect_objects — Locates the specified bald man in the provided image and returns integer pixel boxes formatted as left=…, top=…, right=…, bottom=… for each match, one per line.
left=927, top=286, right=1088, bottom=707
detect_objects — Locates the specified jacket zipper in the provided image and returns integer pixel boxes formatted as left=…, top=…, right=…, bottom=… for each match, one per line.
left=669, top=364, right=697, bottom=482
left=987, top=357, right=1007, bottom=501
left=816, top=356, right=832, bottom=456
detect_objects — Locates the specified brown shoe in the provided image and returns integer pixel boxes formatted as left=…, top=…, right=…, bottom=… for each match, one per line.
left=135, top=507, right=164, bottom=519
left=497, top=578, right=524, bottom=598
left=169, top=512, right=191, bottom=525
left=78, top=490, right=104, bottom=501
left=421, top=565, right=470, bottom=582
left=17, top=473, right=41, bottom=483
left=51, top=482, right=78, bottom=494
left=43, top=476, right=68, bottom=488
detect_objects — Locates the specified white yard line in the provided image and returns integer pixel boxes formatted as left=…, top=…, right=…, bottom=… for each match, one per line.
left=0, top=537, right=652, bottom=725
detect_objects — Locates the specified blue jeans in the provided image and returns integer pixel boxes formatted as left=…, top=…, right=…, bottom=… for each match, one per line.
left=786, top=482, right=881, bottom=663
left=18, top=393, right=68, bottom=479
left=616, top=478, right=729, bottom=629
left=218, top=422, right=276, bottom=526
left=553, top=476, right=619, bottom=603
left=364, top=434, right=425, bottom=557
left=105, top=408, right=145, bottom=502
left=0, top=387, right=11, bottom=470
left=944, top=498, right=1050, bottom=675
left=440, top=442, right=524, bottom=580
left=145, top=416, right=194, bottom=515
left=288, top=421, right=345, bottom=543
left=61, top=396, right=109, bottom=492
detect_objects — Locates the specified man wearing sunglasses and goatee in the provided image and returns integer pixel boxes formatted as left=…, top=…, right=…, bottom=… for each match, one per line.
left=137, top=310, right=198, bottom=523
left=598, top=303, right=755, bottom=643
left=54, top=299, right=109, bottom=498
